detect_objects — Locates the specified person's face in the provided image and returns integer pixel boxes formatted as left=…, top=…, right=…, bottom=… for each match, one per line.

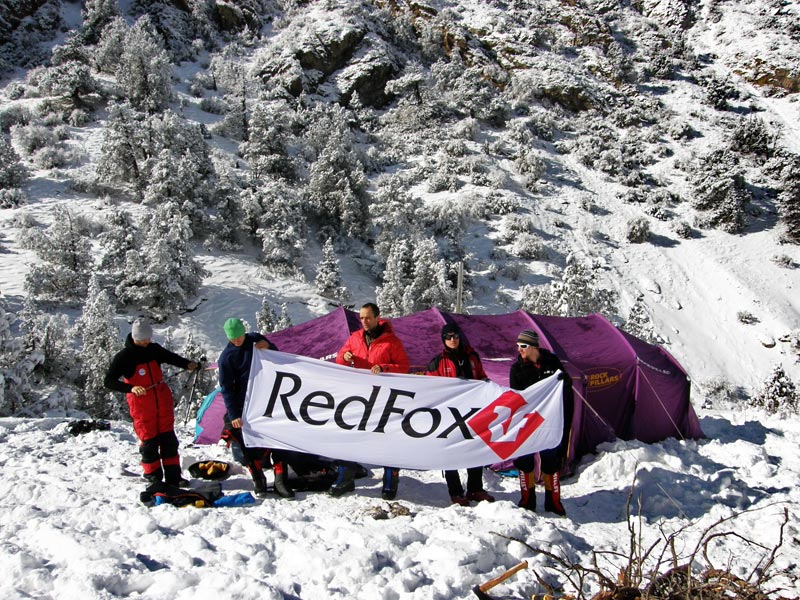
left=133, top=338, right=151, bottom=347
left=443, top=332, right=460, bottom=350
left=517, top=342, right=540, bottom=362
left=229, top=334, right=246, bottom=347
left=360, top=307, right=379, bottom=331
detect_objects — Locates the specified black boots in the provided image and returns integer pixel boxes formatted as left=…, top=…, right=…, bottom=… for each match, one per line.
left=328, top=464, right=356, bottom=497
left=272, top=462, right=295, bottom=499
left=382, top=467, right=400, bottom=500
left=249, top=463, right=269, bottom=498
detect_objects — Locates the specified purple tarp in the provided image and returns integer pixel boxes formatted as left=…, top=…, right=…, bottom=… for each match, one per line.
left=195, top=307, right=704, bottom=467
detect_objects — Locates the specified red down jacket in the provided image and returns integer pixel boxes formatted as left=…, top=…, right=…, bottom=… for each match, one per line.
left=336, top=319, right=410, bottom=373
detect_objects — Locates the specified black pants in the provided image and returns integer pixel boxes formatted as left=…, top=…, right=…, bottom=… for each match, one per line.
left=444, top=467, right=483, bottom=496
left=513, top=447, right=562, bottom=475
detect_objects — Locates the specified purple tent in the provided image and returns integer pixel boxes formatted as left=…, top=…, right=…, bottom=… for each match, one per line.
left=195, top=307, right=704, bottom=467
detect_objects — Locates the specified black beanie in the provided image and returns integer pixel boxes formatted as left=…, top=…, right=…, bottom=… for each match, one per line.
left=441, top=323, right=460, bottom=341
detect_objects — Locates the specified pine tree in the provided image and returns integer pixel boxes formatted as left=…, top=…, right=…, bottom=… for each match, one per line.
left=21, top=206, right=94, bottom=304
left=98, top=208, right=138, bottom=273
left=75, top=276, right=120, bottom=418
left=622, top=294, right=662, bottom=344
left=96, top=102, right=146, bottom=186
left=256, top=298, right=278, bottom=333
left=81, top=0, right=122, bottom=45
left=246, top=181, right=305, bottom=275
left=315, top=237, right=350, bottom=303
left=369, top=174, right=423, bottom=265
left=0, top=297, right=41, bottom=416
left=778, top=155, right=800, bottom=244
left=18, top=296, right=76, bottom=381
left=277, top=303, right=292, bottom=330
left=115, top=203, right=208, bottom=320
left=751, top=365, right=798, bottom=414
left=304, top=105, right=368, bottom=239
left=376, top=237, right=414, bottom=316
left=116, top=15, right=173, bottom=113
left=0, top=135, right=28, bottom=191
left=242, top=99, right=295, bottom=180
left=401, top=237, right=455, bottom=314
left=520, top=253, right=618, bottom=318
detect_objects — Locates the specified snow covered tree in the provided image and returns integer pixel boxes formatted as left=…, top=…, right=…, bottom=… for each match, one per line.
left=315, top=237, right=350, bottom=304
left=81, top=0, right=122, bottom=45
left=115, top=202, right=208, bottom=320
left=256, top=298, right=278, bottom=334
left=689, top=149, right=750, bottom=233
left=304, top=105, right=368, bottom=239
left=74, top=276, right=119, bottom=418
left=207, top=173, right=243, bottom=250
left=0, top=297, right=41, bottom=416
left=116, top=15, right=173, bottom=113
left=369, top=174, right=423, bottom=265
left=96, top=102, right=147, bottom=186
left=94, top=16, right=127, bottom=74
left=18, top=297, right=77, bottom=382
left=520, top=253, right=618, bottom=318
left=242, top=99, right=295, bottom=180
left=0, top=135, right=28, bottom=202
left=277, top=303, right=292, bottom=330
left=245, top=182, right=305, bottom=276
left=750, top=365, right=798, bottom=414
left=778, top=155, right=800, bottom=244
left=21, top=206, right=94, bottom=304
left=401, top=237, right=456, bottom=314
left=622, top=294, right=662, bottom=344
left=97, top=208, right=138, bottom=274
left=376, top=237, right=415, bottom=316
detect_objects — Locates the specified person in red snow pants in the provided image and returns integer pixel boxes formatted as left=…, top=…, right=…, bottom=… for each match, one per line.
left=104, top=318, right=198, bottom=486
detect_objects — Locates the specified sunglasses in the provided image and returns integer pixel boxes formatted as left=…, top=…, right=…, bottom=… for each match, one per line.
left=443, top=333, right=460, bottom=340
left=517, top=343, right=531, bottom=349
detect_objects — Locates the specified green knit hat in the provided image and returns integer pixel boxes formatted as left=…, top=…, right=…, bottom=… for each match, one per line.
left=223, top=318, right=246, bottom=340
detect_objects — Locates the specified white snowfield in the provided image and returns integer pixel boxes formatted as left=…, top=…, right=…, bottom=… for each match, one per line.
left=0, top=409, right=797, bottom=599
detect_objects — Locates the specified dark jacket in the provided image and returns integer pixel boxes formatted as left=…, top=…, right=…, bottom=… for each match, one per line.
left=509, top=349, right=574, bottom=471
left=218, top=332, right=272, bottom=420
left=426, top=346, right=487, bottom=380
left=104, top=334, right=192, bottom=440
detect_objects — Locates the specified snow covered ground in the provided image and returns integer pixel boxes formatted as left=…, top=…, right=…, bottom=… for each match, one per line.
left=1, top=404, right=798, bottom=599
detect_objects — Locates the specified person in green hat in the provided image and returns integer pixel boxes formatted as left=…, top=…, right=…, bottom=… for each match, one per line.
left=217, top=317, right=294, bottom=499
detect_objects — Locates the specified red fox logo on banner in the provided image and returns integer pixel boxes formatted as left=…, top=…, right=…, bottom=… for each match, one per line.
left=468, top=390, right=545, bottom=459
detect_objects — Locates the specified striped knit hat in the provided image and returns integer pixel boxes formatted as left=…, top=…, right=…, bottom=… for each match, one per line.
left=517, top=329, right=539, bottom=347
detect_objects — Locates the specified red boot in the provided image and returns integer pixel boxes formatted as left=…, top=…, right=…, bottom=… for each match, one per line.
left=518, top=470, right=536, bottom=511
left=543, top=472, right=566, bottom=517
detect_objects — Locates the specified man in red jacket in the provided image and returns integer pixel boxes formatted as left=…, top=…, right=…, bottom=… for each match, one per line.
left=332, top=302, right=409, bottom=498
left=105, top=318, right=199, bottom=486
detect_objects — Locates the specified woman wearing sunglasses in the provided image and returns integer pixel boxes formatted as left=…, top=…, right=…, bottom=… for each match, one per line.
left=426, top=323, right=496, bottom=506
left=510, top=329, right=572, bottom=516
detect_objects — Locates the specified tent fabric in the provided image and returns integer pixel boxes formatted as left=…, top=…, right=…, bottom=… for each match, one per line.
left=194, top=307, right=704, bottom=468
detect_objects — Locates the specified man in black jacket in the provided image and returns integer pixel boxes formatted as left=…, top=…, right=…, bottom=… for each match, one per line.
left=217, top=317, right=293, bottom=499
left=509, top=329, right=573, bottom=516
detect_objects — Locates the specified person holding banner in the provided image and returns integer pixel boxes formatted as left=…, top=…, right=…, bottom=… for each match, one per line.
left=426, top=323, right=496, bottom=506
left=510, top=329, right=573, bottom=516
left=333, top=302, right=410, bottom=499
left=218, top=317, right=294, bottom=499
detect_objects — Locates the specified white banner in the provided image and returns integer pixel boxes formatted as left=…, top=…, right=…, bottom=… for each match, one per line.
left=242, top=350, right=564, bottom=470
